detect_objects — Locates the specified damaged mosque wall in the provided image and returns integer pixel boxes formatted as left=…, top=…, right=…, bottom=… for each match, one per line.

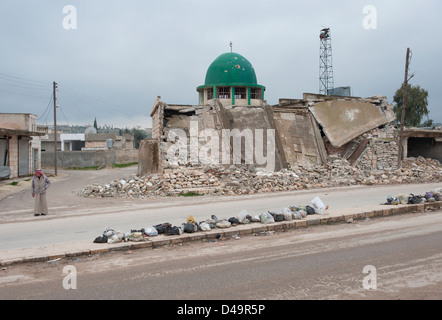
left=138, top=51, right=439, bottom=177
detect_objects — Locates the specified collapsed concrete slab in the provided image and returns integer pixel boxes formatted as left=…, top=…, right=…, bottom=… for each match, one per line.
left=309, top=99, right=391, bottom=148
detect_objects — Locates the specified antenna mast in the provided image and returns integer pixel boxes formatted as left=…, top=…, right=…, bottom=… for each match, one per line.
left=319, top=28, right=334, bottom=95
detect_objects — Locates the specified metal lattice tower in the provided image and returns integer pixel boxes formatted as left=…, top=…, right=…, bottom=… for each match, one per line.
left=319, top=28, right=334, bottom=95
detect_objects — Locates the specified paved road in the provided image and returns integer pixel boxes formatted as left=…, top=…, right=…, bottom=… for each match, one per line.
left=0, top=211, right=441, bottom=300
left=0, top=168, right=441, bottom=252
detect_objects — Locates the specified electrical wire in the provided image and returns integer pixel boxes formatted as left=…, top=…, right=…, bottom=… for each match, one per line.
left=59, top=84, right=141, bottom=117
left=0, top=72, right=48, bottom=86
left=37, top=94, right=53, bottom=121
left=0, top=71, right=144, bottom=126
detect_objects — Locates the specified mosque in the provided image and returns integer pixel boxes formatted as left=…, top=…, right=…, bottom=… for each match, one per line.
left=196, top=52, right=266, bottom=107
left=141, top=50, right=403, bottom=176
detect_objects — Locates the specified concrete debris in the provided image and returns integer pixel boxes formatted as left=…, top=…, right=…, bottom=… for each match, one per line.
left=79, top=156, right=442, bottom=199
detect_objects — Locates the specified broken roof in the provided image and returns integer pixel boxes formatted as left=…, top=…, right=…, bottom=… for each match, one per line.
left=309, top=99, right=393, bottom=148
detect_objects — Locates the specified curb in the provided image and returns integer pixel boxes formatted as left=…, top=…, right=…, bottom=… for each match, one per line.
left=1, top=201, right=441, bottom=266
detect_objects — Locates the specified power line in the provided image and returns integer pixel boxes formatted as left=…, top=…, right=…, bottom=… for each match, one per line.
left=0, top=72, right=48, bottom=86
left=0, top=87, right=49, bottom=100
left=0, top=79, right=48, bottom=91
left=59, top=84, right=141, bottom=116
left=37, top=94, right=53, bottom=121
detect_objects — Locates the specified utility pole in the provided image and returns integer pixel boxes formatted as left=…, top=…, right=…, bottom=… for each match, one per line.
left=397, top=48, right=411, bottom=169
left=53, top=81, right=58, bottom=176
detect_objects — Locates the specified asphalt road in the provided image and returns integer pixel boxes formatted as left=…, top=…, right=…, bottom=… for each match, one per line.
left=0, top=210, right=441, bottom=300
left=0, top=167, right=441, bottom=253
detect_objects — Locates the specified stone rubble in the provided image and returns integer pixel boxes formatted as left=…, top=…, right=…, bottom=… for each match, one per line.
left=78, top=156, right=442, bottom=199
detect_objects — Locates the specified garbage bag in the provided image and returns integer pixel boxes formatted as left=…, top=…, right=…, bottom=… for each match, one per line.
left=311, top=197, right=326, bottom=215
left=260, top=212, right=275, bottom=224
left=153, top=223, right=171, bottom=234
left=107, top=235, right=123, bottom=244
left=408, top=194, right=422, bottom=204
left=237, top=210, right=248, bottom=223
left=127, top=232, right=143, bottom=241
left=186, top=215, right=196, bottom=224
left=305, top=205, right=316, bottom=215
left=183, top=222, right=197, bottom=233
left=205, top=218, right=217, bottom=229
left=425, top=191, right=433, bottom=198
left=386, top=195, right=394, bottom=204
left=216, top=220, right=232, bottom=228
left=93, top=235, right=108, bottom=243
left=199, top=222, right=211, bottom=231
left=228, top=217, right=240, bottom=225
left=103, top=228, right=115, bottom=237
left=166, top=225, right=182, bottom=235
left=297, top=210, right=307, bottom=218
left=282, top=208, right=292, bottom=221
left=293, top=212, right=303, bottom=220
left=398, top=194, right=409, bottom=204
left=143, top=227, right=158, bottom=237
left=269, top=211, right=284, bottom=221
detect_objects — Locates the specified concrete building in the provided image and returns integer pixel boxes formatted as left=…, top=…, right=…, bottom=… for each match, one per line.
left=0, top=113, right=47, bottom=178
left=40, top=129, right=136, bottom=169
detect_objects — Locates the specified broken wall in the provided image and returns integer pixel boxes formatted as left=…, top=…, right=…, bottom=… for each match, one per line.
left=147, top=95, right=398, bottom=175
left=272, top=107, right=327, bottom=168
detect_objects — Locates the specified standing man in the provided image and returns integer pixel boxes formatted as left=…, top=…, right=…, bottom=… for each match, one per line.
left=31, top=169, right=51, bottom=216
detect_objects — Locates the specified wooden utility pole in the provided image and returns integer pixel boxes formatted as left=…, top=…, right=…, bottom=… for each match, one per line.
left=397, top=48, right=411, bottom=169
left=53, top=81, right=58, bottom=176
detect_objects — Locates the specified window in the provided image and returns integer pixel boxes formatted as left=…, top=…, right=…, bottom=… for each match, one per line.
left=218, top=87, right=230, bottom=99
left=250, top=88, right=262, bottom=100
left=234, top=87, right=246, bottom=99
left=207, top=88, right=213, bottom=100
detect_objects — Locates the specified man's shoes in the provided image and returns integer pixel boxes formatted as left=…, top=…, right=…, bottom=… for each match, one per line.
left=40, top=213, right=47, bottom=216
left=34, top=213, right=40, bottom=216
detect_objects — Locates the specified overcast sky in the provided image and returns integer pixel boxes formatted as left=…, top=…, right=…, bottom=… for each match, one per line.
left=0, top=0, right=440, bottom=129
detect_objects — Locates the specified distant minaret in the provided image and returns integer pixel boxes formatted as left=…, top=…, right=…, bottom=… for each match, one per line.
left=230, top=41, right=233, bottom=53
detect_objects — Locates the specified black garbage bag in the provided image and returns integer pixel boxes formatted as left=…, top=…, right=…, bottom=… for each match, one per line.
left=228, top=217, right=240, bottom=225
left=166, top=226, right=181, bottom=235
left=154, top=223, right=172, bottom=234
left=269, top=211, right=284, bottom=221
left=183, top=222, right=197, bottom=233
left=93, top=235, right=108, bottom=243
left=306, top=205, right=316, bottom=215
left=408, top=194, right=422, bottom=204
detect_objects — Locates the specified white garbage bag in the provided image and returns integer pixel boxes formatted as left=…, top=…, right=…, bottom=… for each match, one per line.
left=260, top=212, right=275, bottom=224
left=311, top=197, right=327, bottom=215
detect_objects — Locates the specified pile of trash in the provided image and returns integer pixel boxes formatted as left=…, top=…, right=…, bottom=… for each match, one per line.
left=93, top=197, right=329, bottom=244
left=383, top=188, right=441, bottom=205
left=79, top=156, right=442, bottom=199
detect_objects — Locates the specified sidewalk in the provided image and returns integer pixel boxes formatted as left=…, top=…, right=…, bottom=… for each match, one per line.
left=1, top=200, right=440, bottom=266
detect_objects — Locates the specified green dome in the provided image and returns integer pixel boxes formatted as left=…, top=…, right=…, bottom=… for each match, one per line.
left=203, top=52, right=258, bottom=87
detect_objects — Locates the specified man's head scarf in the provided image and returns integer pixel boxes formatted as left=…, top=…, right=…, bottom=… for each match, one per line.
left=34, top=169, right=45, bottom=178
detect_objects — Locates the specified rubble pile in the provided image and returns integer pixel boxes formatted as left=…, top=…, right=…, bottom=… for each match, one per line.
left=78, top=156, right=442, bottom=199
